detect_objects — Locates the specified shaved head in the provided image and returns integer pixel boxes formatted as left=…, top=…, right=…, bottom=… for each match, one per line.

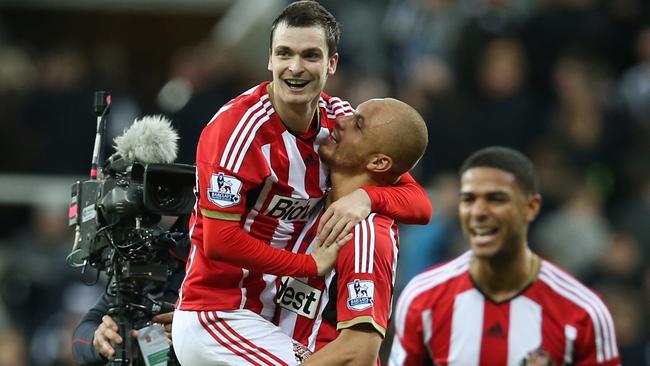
left=370, top=98, right=428, bottom=179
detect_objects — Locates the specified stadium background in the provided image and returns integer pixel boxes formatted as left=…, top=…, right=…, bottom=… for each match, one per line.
left=0, top=0, right=648, bottom=364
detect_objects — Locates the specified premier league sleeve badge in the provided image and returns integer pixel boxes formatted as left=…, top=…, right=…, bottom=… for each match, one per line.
left=207, top=172, right=243, bottom=208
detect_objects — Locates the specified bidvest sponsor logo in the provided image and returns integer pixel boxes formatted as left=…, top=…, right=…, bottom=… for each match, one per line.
left=264, top=195, right=320, bottom=222
left=276, top=276, right=322, bottom=319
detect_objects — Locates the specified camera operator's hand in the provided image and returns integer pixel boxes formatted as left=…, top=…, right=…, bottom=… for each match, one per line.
left=152, top=311, right=174, bottom=342
left=93, top=315, right=123, bottom=359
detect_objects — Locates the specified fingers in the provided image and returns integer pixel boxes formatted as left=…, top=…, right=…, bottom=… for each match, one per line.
left=152, top=311, right=174, bottom=325
left=320, top=215, right=350, bottom=247
left=93, top=316, right=123, bottom=359
left=317, top=206, right=335, bottom=234
left=335, top=233, right=353, bottom=248
left=335, top=221, right=356, bottom=245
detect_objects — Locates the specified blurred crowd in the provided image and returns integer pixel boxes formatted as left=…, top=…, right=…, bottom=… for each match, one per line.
left=0, top=0, right=649, bottom=364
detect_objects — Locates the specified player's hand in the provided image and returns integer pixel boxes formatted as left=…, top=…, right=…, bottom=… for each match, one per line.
left=152, top=311, right=174, bottom=341
left=312, top=233, right=353, bottom=276
left=93, top=315, right=122, bottom=359
left=317, top=189, right=370, bottom=247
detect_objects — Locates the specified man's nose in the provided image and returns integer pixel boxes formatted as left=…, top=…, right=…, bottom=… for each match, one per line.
left=288, top=57, right=304, bottom=74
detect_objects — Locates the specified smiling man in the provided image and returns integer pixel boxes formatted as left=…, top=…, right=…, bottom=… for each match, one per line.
left=389, top=146, right=620, bottom=366
left=275, top=98, right=428, bottom=366
left=172, top=1, right=431, bottom=365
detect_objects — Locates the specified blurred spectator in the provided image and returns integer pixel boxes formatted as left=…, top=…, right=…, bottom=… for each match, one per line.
left=619, top=25, right=650, bottom=129
left=462, top=36, right=543, bottom=154
left=532, top=177, right=611, bottom=279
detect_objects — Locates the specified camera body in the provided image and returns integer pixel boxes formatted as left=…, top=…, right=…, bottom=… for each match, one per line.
left=69, top=161, right=195, bottom=267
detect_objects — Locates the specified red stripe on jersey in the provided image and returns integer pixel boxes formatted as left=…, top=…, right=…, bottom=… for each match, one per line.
left=479, top=301, right=509, bottom=365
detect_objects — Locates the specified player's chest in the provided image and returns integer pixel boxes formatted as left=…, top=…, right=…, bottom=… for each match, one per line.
left=429, top=292, right=575, bottom=366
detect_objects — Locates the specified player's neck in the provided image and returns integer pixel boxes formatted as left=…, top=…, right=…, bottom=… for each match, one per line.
left=268, top=82, right=319, bottom=133
left=327, top=171, right=376, bottom=204
left=470, top=247, right=539, bottom=303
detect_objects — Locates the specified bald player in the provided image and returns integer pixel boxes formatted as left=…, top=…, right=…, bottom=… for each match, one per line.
left=274, top=98, right=429, bottom=365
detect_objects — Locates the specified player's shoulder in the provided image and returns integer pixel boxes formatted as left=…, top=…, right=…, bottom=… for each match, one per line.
left=399, top=251, right=472, bottom=303
left=536, top=258, right=611, bottom=313
left=318, top=92, right=354, bottom=119
left=205, top=82, right=273, bottom=128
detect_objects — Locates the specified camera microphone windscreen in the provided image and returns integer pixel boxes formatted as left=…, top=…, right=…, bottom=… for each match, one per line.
left=114, top=115, right=179, bottom=165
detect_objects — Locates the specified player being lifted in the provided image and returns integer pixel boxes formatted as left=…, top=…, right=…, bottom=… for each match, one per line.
left=172, top=2, right=431, bottom=365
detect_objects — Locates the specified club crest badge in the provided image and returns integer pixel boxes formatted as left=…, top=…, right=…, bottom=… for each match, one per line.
left=207, top=173, right=242, bottom=208
left=346, top=279, right=374, bottom=311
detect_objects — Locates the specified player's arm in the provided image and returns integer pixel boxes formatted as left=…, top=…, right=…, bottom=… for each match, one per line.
left=318, top=172, right=432, bottom=246
left=302, top=324, right=382, bottom=366
left=203, top=217, right=347, bottom=276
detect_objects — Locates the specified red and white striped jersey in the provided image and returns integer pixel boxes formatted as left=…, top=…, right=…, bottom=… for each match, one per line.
left=390, top=251, right=620, bottom=366
left=275, top=210, right=399, bottom=352
left=177, top=82, right=354, bottom=320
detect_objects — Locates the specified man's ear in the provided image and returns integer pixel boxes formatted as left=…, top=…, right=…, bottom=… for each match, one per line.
left=366, top=153, right=392, bottom=174
left=268, top=48, right=273, bottom=71
left=328, top=53, right=339, bottom=75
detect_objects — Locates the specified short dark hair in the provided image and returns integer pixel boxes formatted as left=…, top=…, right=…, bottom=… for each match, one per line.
left=459, top=146, right=538, bottom=195
left=270, top=1, right=341, bottom=57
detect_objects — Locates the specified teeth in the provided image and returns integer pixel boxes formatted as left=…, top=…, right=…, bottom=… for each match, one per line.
left=474, top=228, right=496, bottom=235
left=286, top=79, right=308, bottom=86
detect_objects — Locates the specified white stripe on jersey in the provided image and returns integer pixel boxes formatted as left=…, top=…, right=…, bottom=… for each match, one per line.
left=243, top=144, right=276, bottom=232
left=220, top=96, right=268, bottom=168
left=176, top=244, right=198, bottom=309
left=543, top=262, right=618, bottom=361
left=354, top=225, right=360, bottom=273
left=354, top=214, right=378, bottom=274
left=449, top=289, right=483, bottom=366
left=281, top=131, right=308, bottom=198
left=360, top=219, right=369, bottom=273
left=314, top=127, right=330, bottom=192
left=564, top=325, right=577, bottom=364
left=276, top=207, right=320, bottom=339
left=388, top=337, right=407, bottom=366
left=368, top=214, right=376, bottom=274
left=508, top=296, right=542, bottom=366
left=232, top=101, right=273, bottom=173
left=238, top=269, right=249, bottom=309
left=388, top=224, right=398, bottom=319
left=539, top=263, right=618, bottom=362
left=394, top=252, right=472, bottom=335
left=307, top=270, right=334, bottom=351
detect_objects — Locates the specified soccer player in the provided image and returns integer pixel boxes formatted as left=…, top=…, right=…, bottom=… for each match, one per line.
left=172, top=2, right=431, bottom=365
left=389, top=146, right=620, bottom=366
left=274, top=97, right=428, bottom=366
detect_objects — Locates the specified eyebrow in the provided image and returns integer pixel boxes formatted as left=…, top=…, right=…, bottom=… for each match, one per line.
left=274, top=45, right=323, bottom=55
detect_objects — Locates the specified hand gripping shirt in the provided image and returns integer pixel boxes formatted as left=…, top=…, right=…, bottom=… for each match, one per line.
left=389, top=251, right=620, bottom=366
